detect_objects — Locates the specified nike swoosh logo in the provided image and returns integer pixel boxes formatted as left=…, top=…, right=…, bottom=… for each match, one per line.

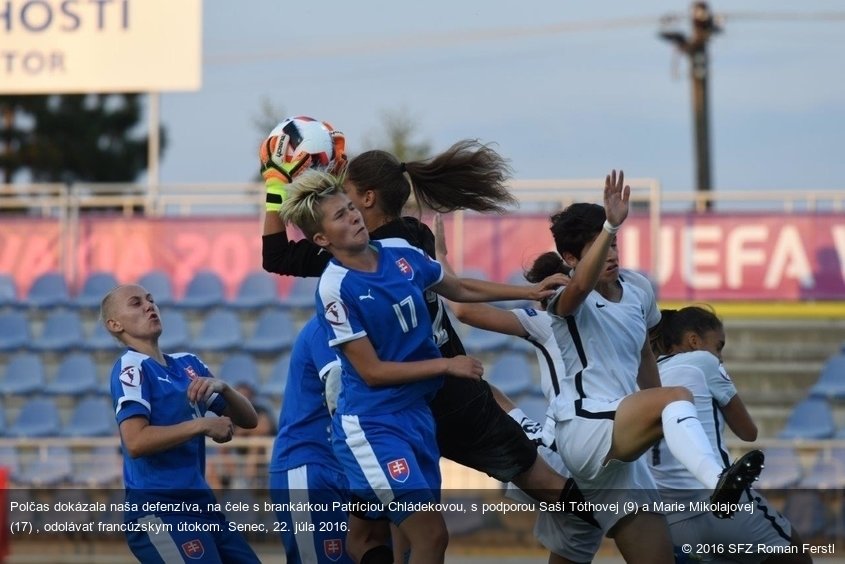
left=596, top=303, right=606, bottom=308
left=676, top=416, right=697, bottom=424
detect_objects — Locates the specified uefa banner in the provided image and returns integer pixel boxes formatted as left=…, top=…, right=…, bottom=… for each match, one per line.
left=0, top=213, right=843, bottom=301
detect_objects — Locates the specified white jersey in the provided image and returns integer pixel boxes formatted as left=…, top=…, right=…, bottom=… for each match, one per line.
left=547, top=269, right=660, bottom=420
left=649, top=350, right=737, bottom=503
left=511, top=307, right=564, bottom=404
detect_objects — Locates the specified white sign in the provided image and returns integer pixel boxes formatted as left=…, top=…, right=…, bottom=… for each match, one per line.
left=0, top=0, right=201, bottom=93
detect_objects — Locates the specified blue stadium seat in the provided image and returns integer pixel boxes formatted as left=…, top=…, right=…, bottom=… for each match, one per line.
left=85, top=321, right=119, bottom=352
left=243, top=309, right=296, bottom=354
left=486, top=353, right=534, bottom=397
left=261, top=352, right=291, bottom=399
left=74, top=271, right=118, bottom=308
left=462, top=325, right=512, bottom=354
left=178, top=270, right=225, bottom=309
left=32, top=310, right=85, bottom=352
left=159, top=309, right=191, bottom=352
left=0, top=310, right=30, bottom=351
left=62, top=397, right=115, bottom=437
left=757, top=447, right=803, bottom=490
left=280, top=277, right=318, bottom=310
left=45, top=353, right=100, bottom=397
left=778, top=396, right=836, bottom=440
left=192, top=309, right=242, bottom=351
left=515, top=395, right=549, bottom=424
left=137, top=270, right=175, bottom=307
left=0, top=273, right=18, bottom=307
left=72, top=446, right=122, bottom=487
left=0, top=353, right=46, bottom=396
left=783, top=491, right=827, bottom=539
left=218, top=353, right=261, bottom=391
left=809, top=352, right=845, bottom=400
left=23, top=446, right=73, bottom=487
left=229, top=271, right=279, bottom=309
left=799, top=448, right=845, bottom=489
left=26, top=271, right=70, bottom=308
left=0, top=447, right=21, bottom=482
left=7, top=398, right=61, bottom=437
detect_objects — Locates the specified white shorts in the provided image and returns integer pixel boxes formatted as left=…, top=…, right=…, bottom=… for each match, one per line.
left=668, top=489, right=794, bottom=563
left=505, top=447, right=604, bottom=562
left=555, top=411, right=661, bottom=533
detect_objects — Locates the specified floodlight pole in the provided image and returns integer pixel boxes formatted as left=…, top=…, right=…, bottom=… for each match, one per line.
left=147, top=91, right=161, bottom=216
left=661, top=2, right=720, bottom=210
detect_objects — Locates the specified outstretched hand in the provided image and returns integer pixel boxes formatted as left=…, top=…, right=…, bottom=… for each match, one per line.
left=528, top=272, right=571, bottom=301
left=604, top=169, right=630, bottom=228
left=433, top=213, right=447, bottom=257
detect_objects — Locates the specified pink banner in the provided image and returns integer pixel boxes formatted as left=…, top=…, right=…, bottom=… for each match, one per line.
left=1, top=213, right=843, bottom=301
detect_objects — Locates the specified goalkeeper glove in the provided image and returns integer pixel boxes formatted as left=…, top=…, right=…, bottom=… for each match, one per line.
left=259, top=136, right=312, bottom=212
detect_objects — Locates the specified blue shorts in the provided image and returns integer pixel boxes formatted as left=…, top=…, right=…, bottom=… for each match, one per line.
left=270, top=464, right=353, bottom=564
left=126, top=513, right=259, bottom=563
left=333, top=404, right=440, bottom=525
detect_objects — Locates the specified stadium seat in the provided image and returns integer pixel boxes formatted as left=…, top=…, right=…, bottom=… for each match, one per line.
left=756, top=447, right=803, bottom=490
left=23, top=446, right=73, bottom=487
left=178, top=270, right=225, bottom=309
left=229, top=270, right=279, bottom=309
left=32, top=310, right=85, bottom=352
left=261, top=352, right=291, bottom=399
left=799, top=448, right=845, bottom=489
left=85, top=320, right=119, bottom=351
left=486, top=352, right=534, bottom=397
left=158, top=309, right=191, bottom=351
left=515, top=395, right=549, bottom=425
left=0, top=310, right=30, bottom=351
left=62, top=396, right=115, bottom=437
left=0, top=353, right=46, bottom=396
left=0, top=402, right=5, bottom=436
left=778, top=396, right=836, bottom=440
left=74, top=271, right=118, bottom=308
left=0, top=447, right=21, bottom=482
left=0, top=273, right=18, bottom=307
left=45, top=353, right=101, bottom=397
left=137, top=270, right=175, bottom=307
left=809, top=352, right=845, bottom=400
left=217, top=353, right=261, bottom=391
left=7, top=398, right=61, bottom=437
left=280, top=277, right=318, bottom=311
left=192, top=309, right=242, bottom=351
left=243, top=309, right=296, bottom=354
left=783, top=491, right=827, bottom=539
left=72, top=446, right=122, bottom=487
left=462, top=325, right=512, bottom=354
left=26, top=271, right=70, bottom=308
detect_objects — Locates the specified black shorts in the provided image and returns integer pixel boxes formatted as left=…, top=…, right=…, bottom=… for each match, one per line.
left=429, top=376, right=538, bottom=483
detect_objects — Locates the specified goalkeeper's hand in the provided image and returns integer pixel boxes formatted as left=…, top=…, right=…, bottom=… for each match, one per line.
left=322, top=121, right=347, bottom=175
left=259, top=138, right=312, bottom=212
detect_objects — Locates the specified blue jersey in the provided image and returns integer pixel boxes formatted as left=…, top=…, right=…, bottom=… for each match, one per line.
left=270, top=316, right=342, bottom=472
left=110, top=350, right=226, bottom=519
left=316, top=238, right=445, bottom=415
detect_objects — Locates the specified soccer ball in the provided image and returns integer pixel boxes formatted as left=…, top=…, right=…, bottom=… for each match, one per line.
left=259, top=116, right=334, bottom=171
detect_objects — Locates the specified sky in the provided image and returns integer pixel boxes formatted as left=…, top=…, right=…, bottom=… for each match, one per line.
left=155, top=1, right=845, bottom=198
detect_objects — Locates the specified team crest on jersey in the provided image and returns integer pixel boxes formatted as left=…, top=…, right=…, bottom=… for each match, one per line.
left=119, top=365, right=140, bottom=387
left=185, top=366, right=199, bottom=381
left=395, top=257, right=414, bottom=280
left=181, top=539, right=204, bottom=559
left=324, top=301, right=349, bottom=326
left=387, top=458, right=410, bottom=483
left=324, top=538, right=343, bottom=561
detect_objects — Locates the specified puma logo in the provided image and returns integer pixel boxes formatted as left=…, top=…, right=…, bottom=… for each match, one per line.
left=359, top=289, right=375, bottom=301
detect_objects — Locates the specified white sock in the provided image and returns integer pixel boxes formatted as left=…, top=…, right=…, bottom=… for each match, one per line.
left=661, top=400, right=724, bottom=490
